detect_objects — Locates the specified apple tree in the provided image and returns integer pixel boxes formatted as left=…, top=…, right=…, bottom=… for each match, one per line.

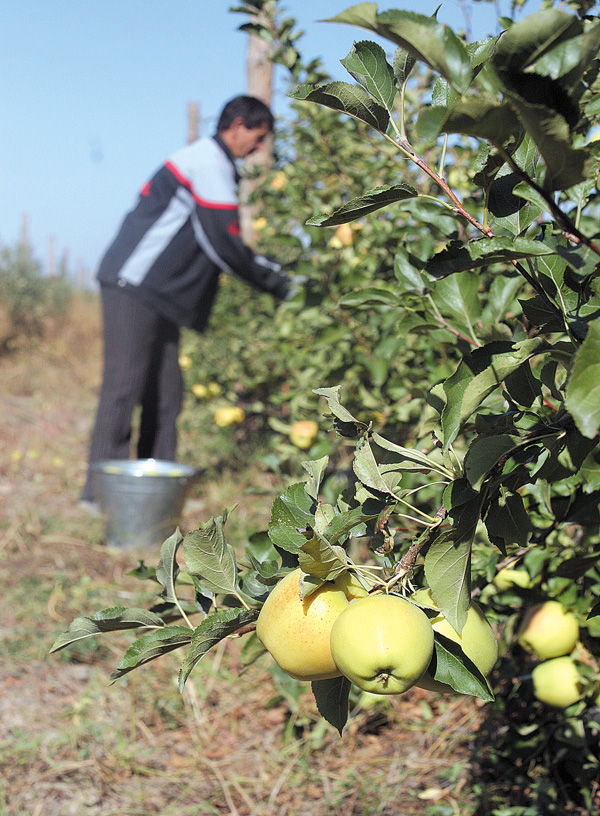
left=53, top=1, right=600, bottom=812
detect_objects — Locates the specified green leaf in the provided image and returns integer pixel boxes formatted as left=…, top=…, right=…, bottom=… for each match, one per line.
left=110, top=626, right=193, bottom=682
left=302, top=456, right=329, bottom=502
left=505, top=96, right=592, bottom=191
left=183, top=513, right=239, bottom=595
left=268, top=482, right=316, bottom=553
left=312, top=676, right=352, bottom=735
left=353, top=436, right=396, bottom=497
left=340, top=40, right=397, bottom=116
left=565, top=317, right=600, bottom=438
left=50, top=607, right=165, bottom=653
left=504, top=360, right=543, bottom=408
left=441, top=337, right=549, bottom=448
left=393, top=46, right=416, bottom=88
left=372, top=432, right=444, bottom=474
left=306, top=184, right=418, bottom=227
left=521, top=295, right=565, bottom=332
left=377, top=10, right=472, bottom=94
left=492, top=9, right=583, bottom=75
left=178, top=608, right=259, bottom=690
left=290, top=81, right=390, bottom=133
left=298, top=533, right=350, bottom=582
left=485, top=493, right=533, bottom=549
left=417, top=98, right=521, bottom=146
left=464, top=435, right=516, bottom=491
left=324, top=506, right=378, bottom=545
left=424, top=531, right=471, bottom=634
left=314, top=385, right=367, bottom=437
left=433, top=271, right=481, bottom=334
left=156, top=528, right=184, bottom=603
left=339, top=286, right=402, bottom=308
left=469, top=236, right=555, bottom=264
left=428, top=633, right=494, bottom=701
left=394, top=244, right=427, bottom=294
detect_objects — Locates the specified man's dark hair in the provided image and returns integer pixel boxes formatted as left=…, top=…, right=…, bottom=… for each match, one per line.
left=216, top=95, right=274, bottom=132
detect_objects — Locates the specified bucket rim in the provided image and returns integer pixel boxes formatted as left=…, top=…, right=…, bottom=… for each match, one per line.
left=90, top=458, right=198, bottom=478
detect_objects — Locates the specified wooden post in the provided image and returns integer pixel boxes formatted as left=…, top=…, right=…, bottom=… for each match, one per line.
left=240, top=33, right=274, bottom=245
left=187, top=102, right=200, bottom=144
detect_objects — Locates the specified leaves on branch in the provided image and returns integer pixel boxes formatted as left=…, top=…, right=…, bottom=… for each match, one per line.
left=179, top=608, right=259, bottom=690
left=565, top=317, right=600, bottom=438
left=110, top=626, right=193, bottom=682
left=326, top=6, right=472, bottom=93
left=50, top=607, right=165, bottom=653
left=306, top=184, right=418, bottom=227
left=425, top=530, right=472, bottom=634
left=290, top=81, right=391, bottom=133
left=183, top=512, right=240, bottom=596
left=268, top=482, right=316, bottom=553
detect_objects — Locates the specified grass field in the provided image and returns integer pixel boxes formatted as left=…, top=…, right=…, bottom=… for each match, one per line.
left=0, top=294, right=486, bottom=816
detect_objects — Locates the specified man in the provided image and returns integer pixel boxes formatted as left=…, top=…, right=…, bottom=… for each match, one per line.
left=80, top=96, right=290, bottom=506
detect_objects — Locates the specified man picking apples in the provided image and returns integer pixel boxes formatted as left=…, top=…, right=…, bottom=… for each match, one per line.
left=80, top=96, right=295, bottom=508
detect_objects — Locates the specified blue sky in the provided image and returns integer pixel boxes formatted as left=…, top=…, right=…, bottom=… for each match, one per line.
left=1, top=1, right=517, bottom=281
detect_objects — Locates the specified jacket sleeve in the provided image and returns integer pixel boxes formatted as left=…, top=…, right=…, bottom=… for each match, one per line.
left=190, top=203, right=290, bottom=300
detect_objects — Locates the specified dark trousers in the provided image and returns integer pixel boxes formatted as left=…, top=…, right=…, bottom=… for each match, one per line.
left=81, top=285, right=183, bottom=501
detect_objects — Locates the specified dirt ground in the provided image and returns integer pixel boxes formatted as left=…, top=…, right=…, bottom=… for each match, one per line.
left=0, top=296, right=482, bottom=816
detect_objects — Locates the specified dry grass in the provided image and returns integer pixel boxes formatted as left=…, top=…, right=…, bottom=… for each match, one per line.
left=0, top=293, right=481, bottom=816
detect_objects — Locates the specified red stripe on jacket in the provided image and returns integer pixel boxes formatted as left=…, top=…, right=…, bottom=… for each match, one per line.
left=165, top=161, right=238, bottom=211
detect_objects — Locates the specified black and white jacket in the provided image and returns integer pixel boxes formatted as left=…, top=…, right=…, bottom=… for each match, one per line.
left=96, top=135, right=289, bottom=331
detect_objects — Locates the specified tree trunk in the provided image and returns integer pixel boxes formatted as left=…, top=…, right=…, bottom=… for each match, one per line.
left=240, top=33, right=274, bottom=245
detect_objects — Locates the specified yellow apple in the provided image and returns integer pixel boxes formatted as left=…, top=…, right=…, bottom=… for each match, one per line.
left=270, top=171, right=287, bottom=191
left=289, top=420, right=318, bottom=450
left=207, top=382, right=222, bottom=397
left=191, top=383, right=209, bottom=399
left=256, top=568, right=351, bottom=681
left=532, top=656, right=584, bottom=708
left=330, top=594, right=434, bottom=695
left=411, top=588, right=498, bottom=693
left=493, top=567, right=533, bottom=591
left=334, top=223, right=354, bottom=247
left=517, top=601, right=579, bottom=660
left=178, top=353, right=192, bottom=370
left=252, top=216, right=268, bottom=232
left=214, top=406, right=245, bottom=427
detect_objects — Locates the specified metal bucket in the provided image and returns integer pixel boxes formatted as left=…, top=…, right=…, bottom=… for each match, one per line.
left=90, top=459, right=198, bottom=551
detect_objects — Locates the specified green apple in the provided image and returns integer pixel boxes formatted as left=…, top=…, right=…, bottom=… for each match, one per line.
left=532, top=656, right=584, bottom=708
left=493, top=567, right=533, bottom=591
left=517, top=600, right=579, bottom=660
left=329, top=594, right=434, bottom=695
left=256, top=568, right=350, bottom=681
left=411, top=588, right=498, bottom=693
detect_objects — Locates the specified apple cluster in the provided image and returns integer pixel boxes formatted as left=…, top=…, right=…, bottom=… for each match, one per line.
left=256, top=568, right=498, bottom=696
left=516, top=600, right=584, bottom=709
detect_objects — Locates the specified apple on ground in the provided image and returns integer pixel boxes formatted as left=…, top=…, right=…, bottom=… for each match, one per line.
left=517, top=600, right=579, bottom=660
left=410, top=587, right=498, bottom=693
left=330, top=593, right=434, bottom=695
left=213, top=406, right=245, bottom=428
left=532, top=656, right=584, bottom=708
